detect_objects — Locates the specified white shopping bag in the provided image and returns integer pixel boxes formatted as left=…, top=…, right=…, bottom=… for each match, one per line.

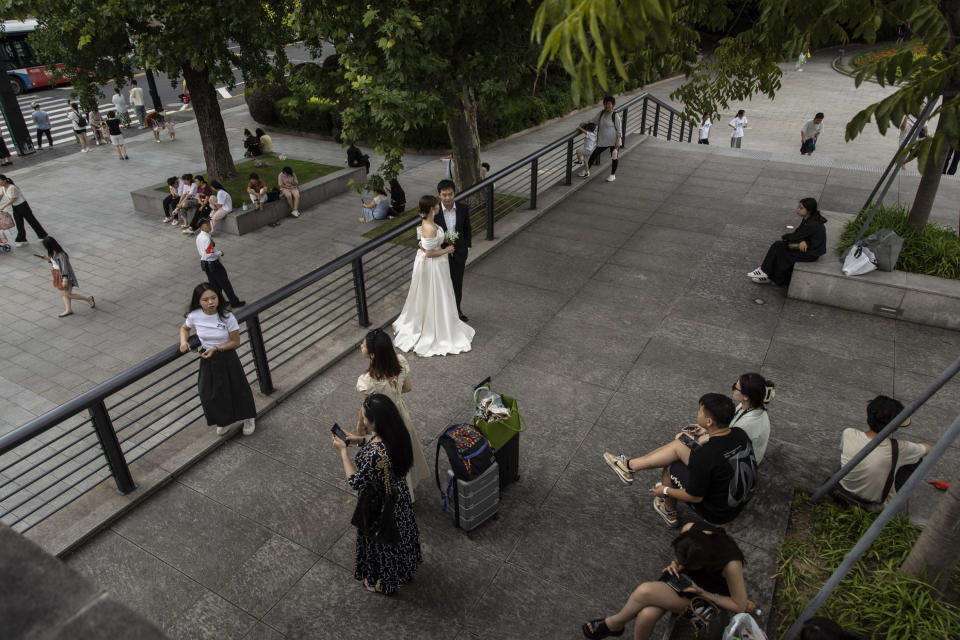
left=842, top=244, right=878, bottom=276
left=722, top=613, right=768, bottom=640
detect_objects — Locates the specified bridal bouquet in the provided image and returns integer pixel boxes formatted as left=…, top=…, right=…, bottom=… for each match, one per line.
left=444, top=230, right=459, bottom=244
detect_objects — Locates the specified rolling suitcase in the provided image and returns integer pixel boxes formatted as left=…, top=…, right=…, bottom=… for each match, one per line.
left=474, top=377, right=525, bottom=490
left=446, top=462, right=500, bottom=531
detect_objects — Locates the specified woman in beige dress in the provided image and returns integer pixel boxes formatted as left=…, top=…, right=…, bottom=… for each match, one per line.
left=356, top=328, right=430, bottom=498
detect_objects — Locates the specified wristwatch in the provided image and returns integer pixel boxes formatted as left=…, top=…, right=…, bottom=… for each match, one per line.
left=663, top=486, right=669, bottom=496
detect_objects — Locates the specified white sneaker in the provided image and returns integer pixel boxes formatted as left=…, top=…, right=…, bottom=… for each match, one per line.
left=216, top=426, right=229, bottom=436
left=242, top=419, right=256, bottom=436
left=14, top=241, right=27, bottom=247
left=605, top=174, right=616, bottom=182
left=80, top=149, right=89, bottom=153
left=747, top=268, right=766, bottom=278
left=291, top=210, right=300, bottom=217
left=577, top=169, right=589, bottom=178
left=750, top=275, right=771, bottom=284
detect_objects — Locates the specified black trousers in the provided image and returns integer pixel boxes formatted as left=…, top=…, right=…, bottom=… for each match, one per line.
left=190, top=204, right=211, bottom=230
left=12, top=202, right=47, bottom=243
left=201, top=260, right=241, bottom=306
left=37, top=129, right=53, bottom=148
left=761, top=241, right=817, bottom=286
left=448, top=256, right=465, bottom=313
left=163, top=194, right=177, bottom=217
left=587, top=146, right=619, bottom=174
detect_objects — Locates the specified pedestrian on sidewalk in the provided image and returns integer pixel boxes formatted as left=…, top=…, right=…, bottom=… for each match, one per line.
left=105, top=111, right=129, bottom=160
left=582, top=96, right=622, bottom=182
left=111, top=88, right=132, bottom=128
left=145, top=110, right=165, bottom=143
left=208, top=180, right=233, bottom=234
left=729, top=110, right=747, bottom=148
left=195, top=217, right=245, bottom=308
left=697, top=113, right=712, bottom=144
left=178, top=282, right=256, bottom=437
left=38, top=237, right=95, bottom=318
left=88, top=106, right=108, bottom=146
left=332, top=393, right=422, bottom=595
left=67, top=102, right=91, bottom=152
left=0, top=134, right=12, bottom=166
left=129, top=80, right=146, bottom=128
left=31, top=103, right=54, bottom=149
left=800, top=113, right=824, bottom=155
left=0, top=174, right=47, bottom=247
left=576, top=122, right=598, bottom=170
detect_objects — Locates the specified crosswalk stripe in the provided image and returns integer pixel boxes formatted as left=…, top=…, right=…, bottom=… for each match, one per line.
left=1, top=95, right=126, bottom=150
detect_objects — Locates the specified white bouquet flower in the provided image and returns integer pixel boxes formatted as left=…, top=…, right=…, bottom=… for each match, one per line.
left=444, top=229, right=459, bottom=244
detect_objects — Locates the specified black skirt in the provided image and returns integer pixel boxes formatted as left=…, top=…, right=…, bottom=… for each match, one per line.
left=197, top=349, right=256, bottom=427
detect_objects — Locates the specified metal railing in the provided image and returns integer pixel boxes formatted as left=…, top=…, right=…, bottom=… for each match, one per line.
left=0, top=90, right=694, bottom=533
left=782, top=355, right=960, bottom=638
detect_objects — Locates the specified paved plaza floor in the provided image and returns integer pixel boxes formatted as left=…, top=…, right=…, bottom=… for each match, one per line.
left=3, top=46, right=960, bottom=639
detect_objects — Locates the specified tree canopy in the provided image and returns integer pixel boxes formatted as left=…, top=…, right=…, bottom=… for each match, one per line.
left=535, top=0, right=960, bottom=227
left=297, top=0, right=538, bottom=189
left=11, top=0, right=295, bottom=179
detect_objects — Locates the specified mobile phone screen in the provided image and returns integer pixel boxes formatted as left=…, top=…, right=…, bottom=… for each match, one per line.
left=331, top=423, right=348, bottom=442
left=668, top=573, right=693, bottom=592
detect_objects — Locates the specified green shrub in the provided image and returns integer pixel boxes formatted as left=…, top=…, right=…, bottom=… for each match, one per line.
left=836, top=205, right=960, bottom=280
left=276, top=95, right=339, bottom=136
left=246, top=84, right=292, bottom=126
left=495, top=97, right=549, bottom=137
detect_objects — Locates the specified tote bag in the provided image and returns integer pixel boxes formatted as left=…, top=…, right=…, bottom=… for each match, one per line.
left=842, top=244, right=877, bottom=276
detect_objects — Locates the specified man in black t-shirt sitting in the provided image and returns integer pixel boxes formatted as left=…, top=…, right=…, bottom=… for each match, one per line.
left=603, top=393, right=757, bottom=527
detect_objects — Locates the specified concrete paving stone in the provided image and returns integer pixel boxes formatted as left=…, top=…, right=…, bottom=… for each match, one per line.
left=663, top=294, right=785, bottom=344
left=743, top=191, right=806, bottom=210
left=760, top=370, right=880, bottom=433
left=178, top=444, right=355, bottom=555
left=764, top=338, right=894, bottom=393
left=527, top=205, right=642, bottom=235
left=773, top=317, right=896, bottom=369
left=263, top=557, right=460, bottom=639
left=48, top=597, right=171, bottom=640
left=470, top=241, right=599, bottom=294
left=164, top=590, right=257, bottom=640
left=243, top=622, right=288, bottom=640
left=653, top=317, right=771, bottom=363
left=620, top=336, right=757, bottom=396
left=510, top=224, right=624, bottom=261
left=892, top=368, right=960, bottom=416
left=66, top=529, right=207, bottom=632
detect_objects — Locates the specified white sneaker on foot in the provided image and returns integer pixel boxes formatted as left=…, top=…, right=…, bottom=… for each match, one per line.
left=577, top=169, right=589, bottom=178
left=747, top=268, right=767, bottom=278
left=605, top=174, right=616, bottom=182
left=216, top=426, right=229, bottom=436
left=243, top=418, right=256, bottom=436
left=291, top=210, right=300, bottom=217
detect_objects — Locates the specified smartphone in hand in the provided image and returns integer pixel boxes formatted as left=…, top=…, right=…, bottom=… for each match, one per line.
left=666, top=573, right=694, bottom=593
left=331, top=423, right=349, bottom=443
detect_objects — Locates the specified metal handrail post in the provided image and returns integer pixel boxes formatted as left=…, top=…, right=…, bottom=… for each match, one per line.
left=785, top=411, right=960, bottom=639
left=485, top=183, right=495, bottom=240
left=350, top=258, right=371, bottom=328
left=530, top=158, right=538, bottom=210
left=88, top=401, right=136, bottom=494
left=679, top=120, right=685, bottom=142
left=641, top=99, right=648, bottom=135
left=667, top=112, right=674, bottom=140
left=565, top=140, right=574, bottom=186
left=812, top=354, right=960, bottom=502
left=654, top=103, right=661, bottom=137
left=621, top=106, right=629, bottom=144
left=245, top=315, right=274, bottom=395
left=860, top=99, right=938, bottom=214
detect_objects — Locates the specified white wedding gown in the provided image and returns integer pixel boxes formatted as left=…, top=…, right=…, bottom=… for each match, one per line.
left=393, top=227, right=475, bottom=357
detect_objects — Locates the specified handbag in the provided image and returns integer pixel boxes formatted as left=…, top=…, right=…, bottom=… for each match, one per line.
left=722, top=613, right=767, bottom=640
left=861, top=228, right=904, bottom=272
left=350, top=449, right=400, bottom=545
left=52, top=268, right=67, bottom=291
left=473, top=385, right=527, bottom=451
left=841, top=244, right=878, bottom=276
left=684, top=596, right=728, bottom=640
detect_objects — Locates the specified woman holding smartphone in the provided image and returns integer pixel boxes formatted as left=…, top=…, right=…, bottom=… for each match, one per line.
left=178, top=283, right=256, bottom=436
left=582, top=522, right=748, bottom=639
left=332, top=394, right=422, bottom=595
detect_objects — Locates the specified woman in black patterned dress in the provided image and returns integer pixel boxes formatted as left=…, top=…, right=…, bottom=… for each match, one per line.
left=332, top=393, right=422, bottom=594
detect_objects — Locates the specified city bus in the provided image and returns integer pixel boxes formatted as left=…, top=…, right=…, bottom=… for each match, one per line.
left=1, top=20, right=70, bottom=95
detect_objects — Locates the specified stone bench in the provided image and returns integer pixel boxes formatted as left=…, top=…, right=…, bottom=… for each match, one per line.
left=130, top=165, right=365, bottom=236
left=788, top=212, right=960, bottom=330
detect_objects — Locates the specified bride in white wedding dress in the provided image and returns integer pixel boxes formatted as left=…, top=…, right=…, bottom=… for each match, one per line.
left=393, top=195, right=475, bottom=357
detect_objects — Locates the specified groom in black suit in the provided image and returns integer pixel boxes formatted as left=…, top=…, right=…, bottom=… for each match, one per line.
left=435, top=179, right=472, bottom=321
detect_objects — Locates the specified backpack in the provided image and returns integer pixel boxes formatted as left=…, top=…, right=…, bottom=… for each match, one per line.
left=435, top=423, right=495, bottom=495
left=725, top=439, right=758, bottom=509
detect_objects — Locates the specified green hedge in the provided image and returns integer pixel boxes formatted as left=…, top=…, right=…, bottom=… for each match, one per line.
left=835, top=205, right=960, bottom=280
left=275, top=95, right=339, bottom=137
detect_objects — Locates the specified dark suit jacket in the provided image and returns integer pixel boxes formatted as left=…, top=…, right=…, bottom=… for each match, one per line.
left=436, top=201, right=472, bottom=264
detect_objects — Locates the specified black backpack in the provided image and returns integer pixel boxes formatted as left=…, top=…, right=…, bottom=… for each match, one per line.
left=434, top=423, right=495, bottom=495
left=725, top=439, right=758, bottom=509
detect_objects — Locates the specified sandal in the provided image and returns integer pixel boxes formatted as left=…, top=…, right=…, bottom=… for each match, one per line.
left=583, top=618, right=624, bottom=639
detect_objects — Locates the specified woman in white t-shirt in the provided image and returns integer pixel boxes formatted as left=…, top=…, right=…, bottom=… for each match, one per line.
left=179, top=283, right=257, bottom=436
left=730, top=372, right=775, bottom=463
left=728, top=110, right=747, bottom=148
left=698, top=114, right=712, bottom=144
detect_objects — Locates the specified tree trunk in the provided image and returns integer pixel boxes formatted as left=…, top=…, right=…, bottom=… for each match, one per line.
left=445, top=85, right=482, bottom=191
left=182, top=65, right=236, bottom=182
left=908, top=108, right=949, bottom=230
left=900, top=465, right=960, bottom=593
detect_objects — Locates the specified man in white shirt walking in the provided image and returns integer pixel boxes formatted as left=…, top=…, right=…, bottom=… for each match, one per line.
left=800, top=113, right=824, bottom=156
left=129, top=80, right=146, bottom=129
left=195, top=217, right=245, bottom=308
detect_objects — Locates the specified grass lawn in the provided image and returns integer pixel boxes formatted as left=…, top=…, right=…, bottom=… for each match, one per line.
left=361, top=193, right=528, bottom=248
left=156, top=157, right=340, bottom=204
left=771, top=492, right=960, bottom=638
